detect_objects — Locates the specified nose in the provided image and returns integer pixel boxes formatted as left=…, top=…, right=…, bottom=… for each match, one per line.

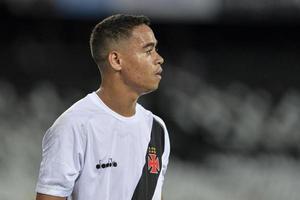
left=156, top=52, right=164, bottom=65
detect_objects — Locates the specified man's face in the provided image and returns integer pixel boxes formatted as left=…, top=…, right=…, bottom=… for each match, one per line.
left=119, top=24, right=164, bottom=94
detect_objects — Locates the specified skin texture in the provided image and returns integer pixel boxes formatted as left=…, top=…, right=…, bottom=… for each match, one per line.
left=117, top=24, right=163, bottom=94
left=36, top=193, right=66, bottom=200
left=36, top=24, right=164, bottom=200
left=98, top=24, right=164, bottom=117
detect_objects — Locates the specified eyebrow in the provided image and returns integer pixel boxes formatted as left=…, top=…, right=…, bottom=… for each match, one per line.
left=142, top=41, right=158, bottom=49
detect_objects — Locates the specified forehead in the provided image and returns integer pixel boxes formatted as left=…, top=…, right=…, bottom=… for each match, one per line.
left=129, top=24, right=157, bottom=47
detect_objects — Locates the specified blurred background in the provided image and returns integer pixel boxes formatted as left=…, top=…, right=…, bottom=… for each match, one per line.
left=2, top=0, right=300, bottom=199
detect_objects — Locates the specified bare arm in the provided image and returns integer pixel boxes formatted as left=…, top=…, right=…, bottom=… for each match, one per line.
left=36, top=193, right=67, bottom=200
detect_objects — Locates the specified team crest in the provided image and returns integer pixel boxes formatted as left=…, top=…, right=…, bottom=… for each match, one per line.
left=147, top=146, right=160, bottom=174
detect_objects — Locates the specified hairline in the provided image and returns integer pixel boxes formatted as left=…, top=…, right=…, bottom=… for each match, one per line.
left=99, top=23, right=150, bottom=71
left=90, top=14, right=151, bottom=71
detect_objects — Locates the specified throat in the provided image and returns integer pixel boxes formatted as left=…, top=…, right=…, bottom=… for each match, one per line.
left=96, top=88, right=138, bottom=117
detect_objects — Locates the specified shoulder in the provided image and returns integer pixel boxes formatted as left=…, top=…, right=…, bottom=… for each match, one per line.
left=46, top=93, right=99, bottom=140
left=53, top=92, right=108, bottom=127
left=53, top=96, right=92, bottom=127
left=136, top=103, right=168, bottom=130
left=137, top=104, right=171, bottom=165
left=152, top=114, right=167, bottom=130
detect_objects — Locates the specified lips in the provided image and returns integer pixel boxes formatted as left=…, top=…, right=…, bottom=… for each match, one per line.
left=155, top=68, right=163, bottom=76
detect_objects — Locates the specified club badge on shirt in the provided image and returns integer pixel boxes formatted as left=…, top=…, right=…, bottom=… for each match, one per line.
left=147, top=146, right=160, bottom=174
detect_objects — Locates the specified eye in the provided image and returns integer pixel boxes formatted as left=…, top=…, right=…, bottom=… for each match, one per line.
left=146, top=48, right=153, bottom=55
left=145, top=46, right=158, bottom=55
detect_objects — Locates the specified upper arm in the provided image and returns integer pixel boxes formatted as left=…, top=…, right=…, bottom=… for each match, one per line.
left=36, top=193, right=67, bottom=200
left=36, top=116, right=86, bottom=197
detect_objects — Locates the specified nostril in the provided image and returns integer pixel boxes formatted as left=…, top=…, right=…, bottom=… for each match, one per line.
left=157, top=58, right=164, bottom=65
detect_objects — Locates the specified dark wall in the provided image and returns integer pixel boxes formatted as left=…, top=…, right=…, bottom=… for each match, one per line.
left=2, top=10, right=300, bottom=161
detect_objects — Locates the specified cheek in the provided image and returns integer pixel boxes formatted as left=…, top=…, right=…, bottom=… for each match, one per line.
left=128, top=67, right=144, bottom=82
left=123, top=54, right=154, bottom=86
left=122, top=62, right=143, bottom=84
left=130, top=55, right=151, bottom=77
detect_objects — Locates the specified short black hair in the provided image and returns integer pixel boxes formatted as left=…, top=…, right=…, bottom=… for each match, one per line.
left=90, top=14, right=151, bottom=70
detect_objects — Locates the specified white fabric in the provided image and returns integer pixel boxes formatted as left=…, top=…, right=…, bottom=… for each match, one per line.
left=36, top=92, right=170, bottom=200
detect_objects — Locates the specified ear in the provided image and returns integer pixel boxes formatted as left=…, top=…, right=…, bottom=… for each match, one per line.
left=108, top=51, right=122, bottom=71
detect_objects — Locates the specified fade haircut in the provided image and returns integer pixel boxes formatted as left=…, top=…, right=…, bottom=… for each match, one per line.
left=90, top=14, right=151, bottom=71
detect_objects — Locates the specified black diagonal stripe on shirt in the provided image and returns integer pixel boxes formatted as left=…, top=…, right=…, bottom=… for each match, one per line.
left=131, top=118, right=165, bottom=200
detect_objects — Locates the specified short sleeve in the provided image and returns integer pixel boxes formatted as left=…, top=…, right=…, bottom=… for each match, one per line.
left=36, top=116, right=86, bottom=197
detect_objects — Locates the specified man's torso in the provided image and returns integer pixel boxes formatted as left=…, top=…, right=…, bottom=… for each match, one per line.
left=36, top=92, right=170, bottom=200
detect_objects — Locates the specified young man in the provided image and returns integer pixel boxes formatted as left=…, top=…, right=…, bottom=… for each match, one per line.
left=35, top=14, right=170, bottom=200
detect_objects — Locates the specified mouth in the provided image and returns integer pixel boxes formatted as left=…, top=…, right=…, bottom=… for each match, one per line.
left=155, top=68, right=163, bottom=78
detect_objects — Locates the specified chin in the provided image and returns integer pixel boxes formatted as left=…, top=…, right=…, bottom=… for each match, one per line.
left=141, top=84, right=159, bottom=95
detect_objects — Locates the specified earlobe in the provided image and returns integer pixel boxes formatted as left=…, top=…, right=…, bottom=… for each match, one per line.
left=108, top=51, right=122, bottom=71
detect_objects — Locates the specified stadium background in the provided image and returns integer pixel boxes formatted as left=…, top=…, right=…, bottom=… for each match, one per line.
left=2, top=0, right=300, bottom=199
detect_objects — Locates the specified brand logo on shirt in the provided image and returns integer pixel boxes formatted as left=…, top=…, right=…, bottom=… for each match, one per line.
left=96, top=158, right=117, bottom=169
left=147, top=147, right=160, bottom=174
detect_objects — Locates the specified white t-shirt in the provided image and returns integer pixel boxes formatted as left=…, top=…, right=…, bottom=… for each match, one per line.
left=36, top=92, right=170, bottom=200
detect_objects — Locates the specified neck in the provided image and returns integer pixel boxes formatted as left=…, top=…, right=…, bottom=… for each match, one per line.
left=96, top=77, right=139, bottom=117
